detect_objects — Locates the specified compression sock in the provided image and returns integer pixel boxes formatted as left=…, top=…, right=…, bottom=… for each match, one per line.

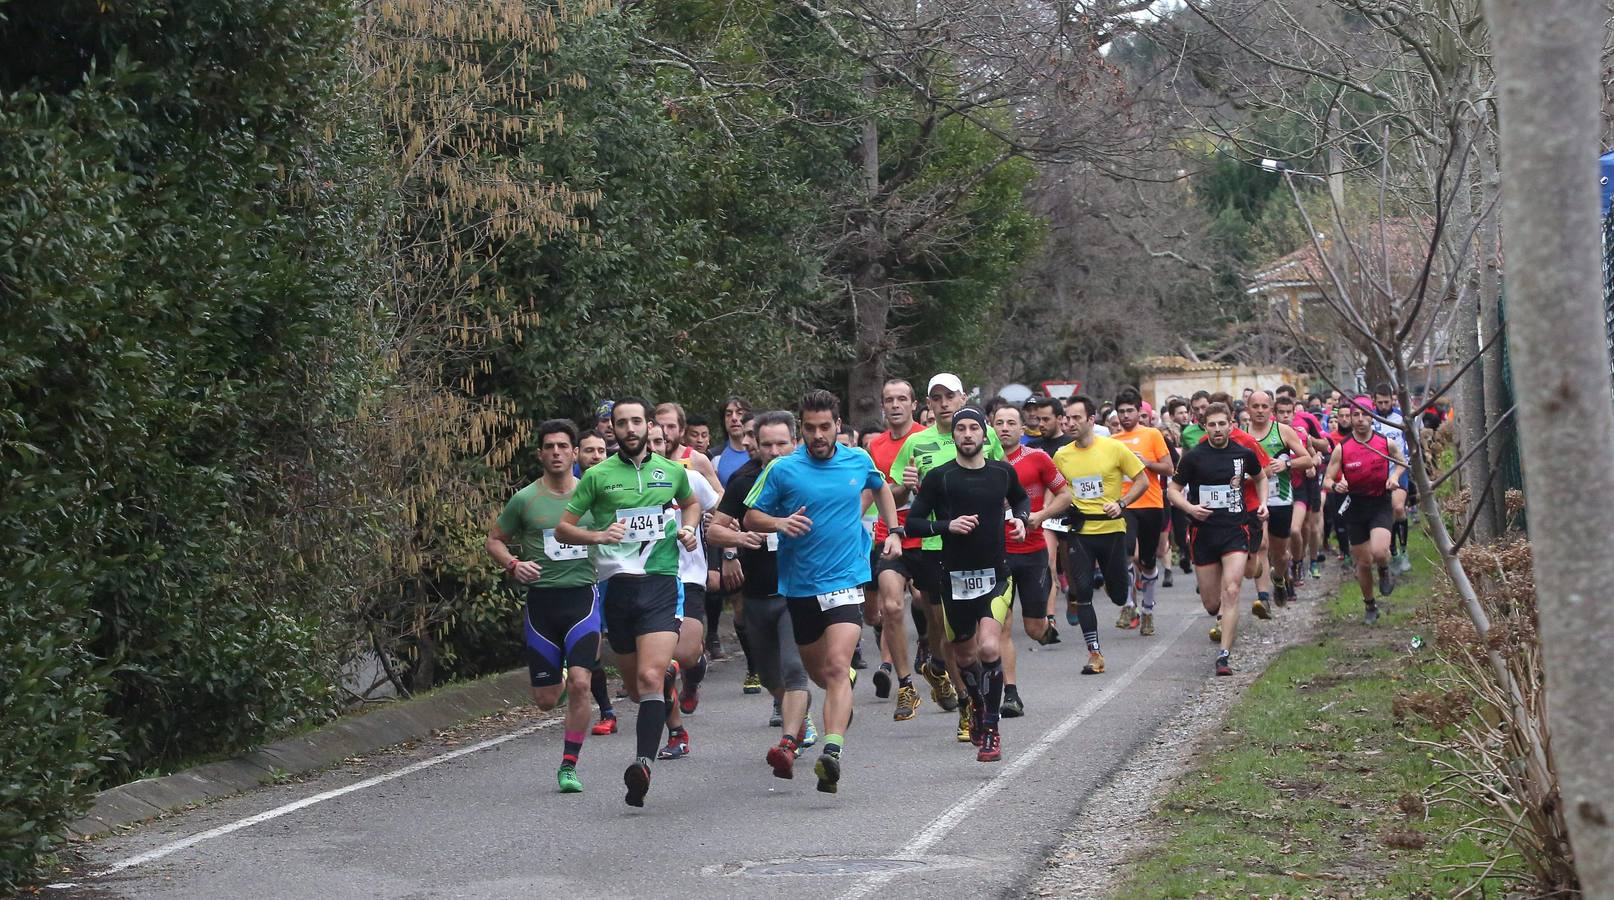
left=911, top=601, right=929, bottom=640
left=636, top=699, right=665, bottom=760
left=981, top=658, right=1004, bottom=727
left=1393, top=520, right=1409, bottom=555
left=591, top=667, right=613, bottom=716
left=1077, top=600, right=1100, bottom=651
left=1140, top=567, right=1159, bottom=612
left=736, top=620, right=757, bottom=675
left=872, top=624, right=883, bottom=648
left=823, top=734, right=843, bottom=756
left=563, top=731, right=585, bottom=767
left=686, top=654, right=707, bottom=691
left=963, top=660, right=986, bottom=711
left=898, top=674, right=913, bottom=688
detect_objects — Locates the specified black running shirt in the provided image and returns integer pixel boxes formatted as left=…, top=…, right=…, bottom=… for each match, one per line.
left=1173, top=440, right=1263, bottom=527
left=905, top=459, right=1030, bottom=573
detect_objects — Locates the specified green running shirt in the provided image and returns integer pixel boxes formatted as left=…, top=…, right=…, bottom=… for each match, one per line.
left=564, top=452, right=694, bottom=580
left=496, top=480, right=596, bottom=588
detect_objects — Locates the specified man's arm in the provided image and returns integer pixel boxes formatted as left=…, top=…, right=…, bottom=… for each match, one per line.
left=1032, top=486, right=1074, bottom=527
left=1280, top=423, right=1315, bottom=475
left=689, top=450, right=723, bottom=494
left=1142, top=431, right=1174, bottom=475
left=555, top=509, right=624, bottom=546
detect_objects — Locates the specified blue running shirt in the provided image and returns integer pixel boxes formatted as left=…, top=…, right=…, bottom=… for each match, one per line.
left=745, top=443, right=887, bottom=597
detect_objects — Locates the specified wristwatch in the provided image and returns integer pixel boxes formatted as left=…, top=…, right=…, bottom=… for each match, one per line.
left=722, top=549, right=738, bottom=561
left=888, top=525, right=906, bottom=538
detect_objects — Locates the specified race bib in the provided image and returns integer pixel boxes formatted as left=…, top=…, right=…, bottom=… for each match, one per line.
left=1200, top=485, right=1236, bottom=510
left=950, top=568, right=997, bottom=600
left=543, top=529, right=588, bottom=561
left=815, top=586, right=862, bottom=611
left=1042, top=518, right=1070, bottom=533
left=1267, top=476, right=1292, bottom=507
left=616, top=506, right=667, bottom=543
left=766, top=531, right=779, bottom=551
left=1073, top=476, right=1104, bottom=500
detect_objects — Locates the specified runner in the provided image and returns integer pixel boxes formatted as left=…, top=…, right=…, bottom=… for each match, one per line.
left=1244, top=391, right=1313, bottom=609
left=655, top=401, right=723, bottom=492
left=744, top=390, right=905, bottom=793
left=710, top=397, right=763, bottom=690
left=989, top=403, right=1072, bottom=718
left=1275, top=386, right=1330, bottom=582
left=685, top=414, right=713, bottom=456
left=864, top=379, right=929, bottom=721
left=1049, top=395, right=1149, bottom=676
left=1024, top=396, right=1072, bottom=455
left=889, top=373, right=1007, bottom=738
left=555, top=398, right=701, bottom=807
left=1168, top=402, right=1269, bottom=676
left=575, top=431, right=620, bottom=737
left=486, top=420, right=602, bottom=794
left=714, top=396, right=754, bottom=487
left=707, top=411, right=820, bottom=778
left=1165, top=398, right=1194, bottom=574
left=905, top=407, right=1031, bottom=762
left=1324, top=397, right=1408, bottom=624
left=1371, top=386, right=1414, bottom=575
left=1110, top=387, right=1175, bottom=636
left=1181, top=390, right=1210, bottom=448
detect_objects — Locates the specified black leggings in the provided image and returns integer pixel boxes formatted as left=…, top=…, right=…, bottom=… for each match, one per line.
left=1062, top=530, right=1130, bottom=651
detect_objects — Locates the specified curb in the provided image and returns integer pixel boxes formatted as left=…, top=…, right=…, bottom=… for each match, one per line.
left=69, top=669, right=534, bottom=840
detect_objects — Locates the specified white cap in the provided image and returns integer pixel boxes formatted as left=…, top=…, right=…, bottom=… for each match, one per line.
left=927, top=373, right=964, bottom=395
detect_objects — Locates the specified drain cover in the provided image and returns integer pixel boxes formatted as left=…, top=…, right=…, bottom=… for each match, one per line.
left=745, top=858, right=924, bottom=877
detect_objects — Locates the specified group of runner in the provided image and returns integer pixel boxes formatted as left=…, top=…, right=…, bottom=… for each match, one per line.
left=486, top=374, right=1416, bottom=805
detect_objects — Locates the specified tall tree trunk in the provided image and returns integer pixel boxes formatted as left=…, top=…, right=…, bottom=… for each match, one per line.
left=1476, top=134, right=1508, bottom=536
left=847, top=80, right=887, bottom=425
left=1483, top=0, right=1614, bottom=891
left=1449, top=118, right=1496, bottom=543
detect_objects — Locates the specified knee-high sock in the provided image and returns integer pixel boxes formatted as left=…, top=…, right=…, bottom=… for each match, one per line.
left=1077, top=600, right=1100, bottom=651
left=736, top=618, right=757, bottom=673
left=1140, top=568, right=1160, bottom=612
left=961, top=659, right=984, bottom=707
left=981, top=658, right=1004, bottom=727
left=591, top=666, right=613, bottom=714
left=636, top=698, right=665, bottom=760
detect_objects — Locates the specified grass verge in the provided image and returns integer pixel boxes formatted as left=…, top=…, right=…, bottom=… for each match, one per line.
left=1111, top=530, right=1518, bottom=898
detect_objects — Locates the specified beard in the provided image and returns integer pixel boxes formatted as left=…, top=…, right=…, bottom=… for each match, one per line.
left=956, top=441, right=982, bottom=459
left=808, top=438, right=835, bottom=459
left=617, top=431, right=645, bottom=455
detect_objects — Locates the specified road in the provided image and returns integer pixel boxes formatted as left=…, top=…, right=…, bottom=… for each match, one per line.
left=55, top=576, right=1273, bottom=900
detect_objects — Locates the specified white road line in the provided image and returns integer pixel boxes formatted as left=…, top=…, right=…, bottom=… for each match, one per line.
left=75, top=719, right=559, bottom=880
left=836, top=613, right=1195, bottom=900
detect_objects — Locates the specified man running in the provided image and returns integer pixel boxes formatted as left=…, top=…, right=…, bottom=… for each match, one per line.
left=864, top=378, right=928, bottom=721
left=707, top=411, right=819, bottom=778
left=889, top=373, right=1006, bottom=738
left=486, top=419, right=602, bottom=794
left=1275, top=386, right=1330, bottom=582
left=713, top=396, right=754, bottom=487
left=991, top=403, right=1072, bottom=717
left=1050, top=395, right=1149, bottom=675
left=906, top=407, right=1031, bottom=762
left=1169, top=403, right=1269, bottom=676
left=1325, top=397, right=1407, bottom=624
left=1245, top=391, right=1313, bottom=608
left=575, top=431, right=620, bottom=736
left=655, top=401, right=723, bottom=492
left=745, top=390, right=904, bottom=793
left=685, top=414, right=713, bottom=456
left=1371, top=386, right=1414, bottom=575
left=556, top=398, right=701, bottom=807
left=1181, top=391, right=1210, bottom=448
left=1111, top=388, right=1175, bottom=636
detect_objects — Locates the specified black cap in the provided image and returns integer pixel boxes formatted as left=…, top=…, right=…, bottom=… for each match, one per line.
left=952, top=406, right=988, bottom=433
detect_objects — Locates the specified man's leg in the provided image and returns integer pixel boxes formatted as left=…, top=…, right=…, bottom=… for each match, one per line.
left=1216, top=552, right=1248, bottom=664
left=1064, top=534, right=1103, bottom=661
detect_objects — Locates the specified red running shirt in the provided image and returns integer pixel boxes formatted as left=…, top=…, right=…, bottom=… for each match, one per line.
left=1004, top=445, right=1067, bottom=555
left=1338, top=433, right=1392, bottom=497
left=867, top=422, right=925, bottom=549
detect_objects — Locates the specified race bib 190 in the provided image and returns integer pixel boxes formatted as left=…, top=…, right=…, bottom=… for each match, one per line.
left=543, top=529, right=588, bottom=561
left=1073, top=476, right=1104, bottom=500
left=815, top=587, right=862, bottom=611
left=950, top=568, right=996, bottom=600
left=616, top=506, right=667, bottom=543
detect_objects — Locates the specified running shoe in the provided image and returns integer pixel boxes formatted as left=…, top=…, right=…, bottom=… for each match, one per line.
left=1093, top=566, right=1106, bottom=589
left=657, top=728, right=690, bottom=760
left=1065, top=603, right=1080, bottom=627
left=1179, top=556, right=1192, bottom=574
left=769, top=697, right=782, bottom=728
left=1037, top=622, right=1062, bottom=646
left=977, top=728, right=1002, bottom=763
left=1364, top=602, right=1381, bottom=626
left=1214, top=653, right=1232, bottom=677
left=705, top=636, right=726, bottom=660
left=624, top=758, right=651, bottom=807
left=799, top=713, right=818, bottom=750
left=969, top=701, right=985, bottom=746
left=557, top=764, right=583, bottom=794
left=1140, top=612, right=1155, bottom=637
left=1398, top=553, right=1413, bottom=574
left=922, top=661, right=959, bottom=711
left=743, top=672, right=763, bottom=694
left=1162, top=569, right=1174, bottom=589
left=1309, top=558, right=1323, bottom=580
left=1132, top=566, right=1145, bottom=592
left=852, top=646, right=867, bottom=670
left=894, top=684, right=920, bottom=721
left=1272, top=582, right=1288, bottom=608
left=1251, top=598, right=1271, bottom=620
left=591, top=713, right=618, bottom=736
left=955, top=699, right=973, bottom=743
left=872, top=663, right=893, bottom=699
left=1209, top=617, right=1222, bottom=643
left=1116, top=604, right=1138, bottom=629
left=678, top=680, right=700, bottom=715
left=814, top=751, right=842, bottom=794
left=1378, top=565, right=1395, bottom=597
left=1081, top=650, right=1106, bottom=675
left=1000, top=688, right=1025, bottom=718
left=766, top=741, right=796, bottom=779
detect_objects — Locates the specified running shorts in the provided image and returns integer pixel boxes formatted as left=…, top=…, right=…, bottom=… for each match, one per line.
left=1124, top=508, right=1165, bottom=564
left=1298, top=473, right=1323, bottom=510
left=1005, top=548, right=1052, bottom=619
left=601, top=574, right=682, bottom=654
left=1267, top=504, right=1294, bottom=539
left=524, top=585, right=602, bottom=687
left=871, top=545, right=929, bottom=583
left=1342, top=493, right=1394, bottom=546
left=910, top=550, right=946, bottom=600
left=1188, top=520, right=1256, bottom=566
left=679, top=582, right=706, bottom=625
left=784, top=594, right=864, bottom=646
left=941, top=572, right=1014, bottom=643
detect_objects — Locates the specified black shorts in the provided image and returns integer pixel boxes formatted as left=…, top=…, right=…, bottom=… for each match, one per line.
left=524, top=585, right=602, bottom=687
left=1266, top=503, right=1294, bottom=539
left=679, top=582, right=706, bottom=625
left=784, top=594, right=864, bottom=646
left=1124, top=508, right=1165, bottom=564
left=871, top=545, right=927, bottom=583
left=1341, top=493, right=1394, bottom=546
left=1297, top=474, right=1322, bottom=510
left=941, top=571, right=1014, bottom=643
left=1006, top=549, right=1052, bottom=619
left=909, top=550, right=946, bottom=600
left=1188, top=520, right=1255, bottom=566
left=601, top=575, right=682, bottom=654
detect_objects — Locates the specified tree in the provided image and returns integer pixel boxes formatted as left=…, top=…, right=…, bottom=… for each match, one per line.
left=1483, top=0, right=1614, bottom=891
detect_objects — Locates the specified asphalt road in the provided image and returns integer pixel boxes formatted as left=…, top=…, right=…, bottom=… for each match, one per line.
left=56, top=574, right=1282, bottom=900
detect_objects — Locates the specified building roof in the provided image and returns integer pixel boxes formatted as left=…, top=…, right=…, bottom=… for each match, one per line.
left=1243, top=219, right=1439, bottom=295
